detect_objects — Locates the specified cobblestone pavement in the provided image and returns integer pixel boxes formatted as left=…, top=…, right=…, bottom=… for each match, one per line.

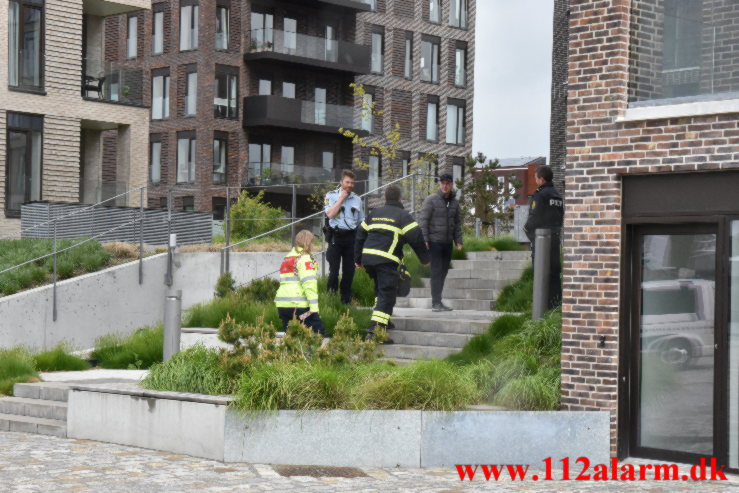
left=2, top=432, right=739, bottom=492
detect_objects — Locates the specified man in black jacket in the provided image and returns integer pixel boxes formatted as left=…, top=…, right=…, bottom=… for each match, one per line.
left=355, top=185, right=430, bottom=341
left=419, top=173, right=463, bottom=312
left=524, top=165, right=564, bottom=310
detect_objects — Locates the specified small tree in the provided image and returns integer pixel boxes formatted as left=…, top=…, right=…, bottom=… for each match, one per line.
left=460, top=153, right=522, bottom=237
left=229, top=190, right=286, bottom=241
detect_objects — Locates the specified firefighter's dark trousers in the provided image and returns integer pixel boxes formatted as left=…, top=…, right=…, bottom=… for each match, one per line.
left=364, top=262, right=399, bottom=335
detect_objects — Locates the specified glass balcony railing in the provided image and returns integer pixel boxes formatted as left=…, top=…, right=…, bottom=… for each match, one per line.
left=246, top=29, right=370, bottom=74
left=243, top=95, right=369, bottom=134
left=82, top=58, right=144, bottom=106
left=247, top=162, right=344, bottom=186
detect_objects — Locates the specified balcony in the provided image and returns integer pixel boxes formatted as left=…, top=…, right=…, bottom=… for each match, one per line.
left=243, top=95, right=369, bottom=136
left=82, top=59, right=145, bottom=106
left=244, top=29, right=370, bottom=75
left=247, top=163, right=344, bottom=187
left=279, top=0, right=373, bottom=11
left=82, top=0, right=150, bottom=16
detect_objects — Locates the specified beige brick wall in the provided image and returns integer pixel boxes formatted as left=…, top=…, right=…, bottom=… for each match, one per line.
left=0, top=0, right=151, bottom=235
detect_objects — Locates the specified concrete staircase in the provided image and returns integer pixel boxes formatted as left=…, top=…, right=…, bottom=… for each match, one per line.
left=384, top=251, right=530, bottom=363
left=0, top=382, right=69, bottom=437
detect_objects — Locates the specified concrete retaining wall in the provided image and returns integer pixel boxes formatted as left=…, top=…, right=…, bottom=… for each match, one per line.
left=67, top=386, right=611, bottom=467
left=1, top=251, right=320, bottom=350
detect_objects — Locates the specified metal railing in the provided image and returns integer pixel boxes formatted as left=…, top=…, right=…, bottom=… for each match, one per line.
left=82, top=58, right=145, bottom=106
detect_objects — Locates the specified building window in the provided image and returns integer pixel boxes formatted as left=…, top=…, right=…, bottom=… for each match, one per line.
left=159, top=196, right=168, bottom=209
left=281, top=145, right=295, bottom=174
left=446, top=101, right=465, bottom=145
left=452, top=158, right=465, bottom=187
left=258, top=79, right=272, bottom=95
left=127, top=15, right=138, bottom=58
left=361, top=92, right=373, bottom=132
left=404, top=33, right=413, bottom=79
left=371, top=30, right=384, bottom=74
left=212, top=197, right=226, bottom=220
left=449, top=0, right=467, bottom=28
left=182, top=196, right=195, bottom=211
left=152, top=9, right=164, bottom=55
left=185, top=69, right=197, bottom=116
left=8, top=0, right=44, bottom=90
left=248, top=142, right=271, bottom=181
left=150, top=137, right=162, bottom=185
left=5, top=113, right=42, bottom=218
left=215, top=5, right=229, bottom=50
left=325, top=24, right=337, bottom=61
left=213, top=134, right=227, bottom=184
left=251, top=12, right=273, bottom=50
left=399, top=151, right=410, bottom=176
left=214, top=67, right=237, bottom=118
left=177, top=132, right=196, bottom=183
left=282, top=81, right=296, bottom=98
left=151, top=71, right=170, bottom=120
left=429, top=0, right=440, bottom=23
left=284, top=18, right=297, bottom=54
left=179, top=0, right=199, bottom=51
left=367, top=0, right=376, bottom=11
left=426, top=98, right=438, bottom=141
left=368, top=154, right=381, bottom=192
left=420, top=37, right=439, bottom=83
left=314, top=87, right=327, bottom=125
left=455, top=46, right=467, bottom=87
left=322, top=151, right=334, bottom=171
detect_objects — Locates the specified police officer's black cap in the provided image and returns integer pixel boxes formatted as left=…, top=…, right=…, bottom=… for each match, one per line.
left=439, top=173, right=453, bottom=182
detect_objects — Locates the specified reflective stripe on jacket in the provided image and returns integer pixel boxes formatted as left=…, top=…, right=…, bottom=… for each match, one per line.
left=274, top=247, right=320, bottom=313
left=354, top=201, right=430, bottom=267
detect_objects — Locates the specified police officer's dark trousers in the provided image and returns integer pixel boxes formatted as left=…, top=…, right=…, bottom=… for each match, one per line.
left=364, top=262, right=399, bottom=334
left=532, top=232, right=562, bottom=310
left=327, top=230, right=356, bottom=304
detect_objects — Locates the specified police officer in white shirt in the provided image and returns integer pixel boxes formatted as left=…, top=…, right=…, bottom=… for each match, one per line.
left=324, top=169, right=365, bottom=304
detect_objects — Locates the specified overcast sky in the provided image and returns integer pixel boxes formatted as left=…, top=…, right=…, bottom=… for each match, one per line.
left=472, top=0, right=554, bottom=162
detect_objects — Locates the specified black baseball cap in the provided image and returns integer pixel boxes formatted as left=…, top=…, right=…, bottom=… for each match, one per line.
left=439, top=173, right=453, bottom=182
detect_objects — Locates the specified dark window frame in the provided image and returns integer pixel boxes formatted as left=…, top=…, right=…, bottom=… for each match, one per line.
left=8, top=0, right=45, bottom=93
left=404, top=31, right=414, bottom=80
left=126, top=13, right=138, bottom=59
left=184, top=63, right=197, bottom=117
left=425, top=95, right=439, bottom=142
left=5, top=112, right=43, bottom=218
left=150, top=133, right=163, bottom=185
left=151, top=4, right=166, bottom=56
left=420, top=35, right=440, bottom=84
left=176, top=130, right=197, bottom=184
left=179, top=0, right=199, bottom=52
left=445, top=98, right=466, bottom=145
left=454, top=41, right=467, bottom=87
left=212, top=131, right=228, bottom=185
left=370, top=25, right=385, bottom=75
left=215, top=0, right=230, bottom=51
left=182, top=195, right=195, bottom=211
left=151, top=67, right=170, bottom=120
left=214, top=65, right=238, bottom=119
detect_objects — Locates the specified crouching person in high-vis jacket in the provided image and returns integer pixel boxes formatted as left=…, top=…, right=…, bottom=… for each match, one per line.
left=355, top=185, right=430, bottom=342
left=275, top=230, right=326, bottom=336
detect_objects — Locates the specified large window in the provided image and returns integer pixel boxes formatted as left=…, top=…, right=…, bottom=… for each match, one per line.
left=455, top=45, right=467, bottom=87
left=404, top=33, right=413, bottom=79
left=429, top=0, right=440, bottom=23
left=258, top=79, right=272, bottom=95
left=449, top=0, right=467, bottom=28
left=420, top=37, right=439, bottom=83
left=314, top=87, right=327, bottom=125
left=361, top=91, right=373, bottom=132
left=281, top=145, right=295, bottom=174
left=446, top=101, right=465, bottom=145
left=152, top=9, right=164, bottom=55
left=185, top=68, right=197, bottom=116
left=150, top=136, right=162, bottom=185
left=179, top=0, right=199, bottom=51
left=151, top=70, right=170, bottom=120
left=213, top=133, right=227, bottom=184
left=284, top=18, right=297, bottom=54
left=127, top=15, right=138, bottom=58
left=322, top=151, right=334, bottom=171
left=371, top=29, right=384, bottom=74
left=8, top=0, right=44, bottom=90
left=251, top=12, right=273, bottom=50
left=215, top=4, right=229, bottom=50
left=5, top=113, right=42, bottom=217
left=282, top=81, right=296, bottom=98
left=214, top=66, right=237, bottom=118
left=368, top=155, right=381, bottom=192
left=426, top=98, right=438, bottom=141
left=176, top=132, right=196, bottom=184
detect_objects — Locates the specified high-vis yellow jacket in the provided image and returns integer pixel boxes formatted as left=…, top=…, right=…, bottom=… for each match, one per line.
left=274, top=248, right=320, bottom=313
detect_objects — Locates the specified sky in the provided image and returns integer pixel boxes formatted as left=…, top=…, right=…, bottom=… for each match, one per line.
left=472, top=0, right=554, bottom=163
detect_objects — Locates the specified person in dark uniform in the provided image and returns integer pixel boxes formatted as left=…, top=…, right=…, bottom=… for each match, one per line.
left=524, top=165, right=564, bottom=310
left=355, top=185, right=430, bottom=342
left=324, top=170, right=364, bottom=305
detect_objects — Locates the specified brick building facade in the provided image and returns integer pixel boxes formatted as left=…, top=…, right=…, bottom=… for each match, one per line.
left=107, top=0, right=475, bottom=217
left=560, top=0, right=739, bottom=467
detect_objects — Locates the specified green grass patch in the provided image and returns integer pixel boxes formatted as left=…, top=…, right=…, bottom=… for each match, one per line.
left=143, top=345, right=233, bottom=395
left=91, top=325, right=164, bottom=369
left=0, top=347, right=39, bottom=395
left=495, top=265, right=533, bottom=312
left=33, top=344, right=91, bottom=372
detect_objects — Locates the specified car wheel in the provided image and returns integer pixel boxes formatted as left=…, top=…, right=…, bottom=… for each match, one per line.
left=658, top=339, right=692, bottom=370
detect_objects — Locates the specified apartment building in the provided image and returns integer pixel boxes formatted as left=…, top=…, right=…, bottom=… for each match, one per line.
left=555, top=0, right=739, bottom=469
left=107, top=0, right=474, bottom=217
left=0, top=0, right=151, bottom=235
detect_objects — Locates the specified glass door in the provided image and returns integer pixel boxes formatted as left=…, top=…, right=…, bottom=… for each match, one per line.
left=631, top=226, right=717, bottom=460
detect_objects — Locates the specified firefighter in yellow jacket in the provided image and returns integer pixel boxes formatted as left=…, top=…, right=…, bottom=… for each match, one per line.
left=274, top=230, right=325, bottom=336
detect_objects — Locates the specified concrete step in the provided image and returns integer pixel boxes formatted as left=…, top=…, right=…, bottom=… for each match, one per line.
left=387, top=330, right=472, bottom=348
left=419, top=277, right=511, bottom=290
left=13, top=382, right=70, bottom=402
left=381, top=344, right=458, bottom=360
left=445, top=268, right=526, bottom=281
left=451, top=259, right=529, bottom=271
left=392, top=307, right=499, bottom=321
left=390, top=316, right=490, bottom=335
left=407, top=287, right=499, bottom=301
left=395, top=297, right=493, bottom=311
left=0, top=413, right=66, bottom=437
left=0, top=397, right=67, bottom=421
left=465, top=251, right=530, bottom=261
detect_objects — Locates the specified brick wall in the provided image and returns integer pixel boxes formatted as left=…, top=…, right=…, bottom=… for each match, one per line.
left=562, top=0, right=739, bottom=457
left=549, top=0, right=568, bottom=194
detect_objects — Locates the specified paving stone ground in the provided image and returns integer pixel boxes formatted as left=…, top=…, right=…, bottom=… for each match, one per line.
left=2, top=431, right=739, bottom=492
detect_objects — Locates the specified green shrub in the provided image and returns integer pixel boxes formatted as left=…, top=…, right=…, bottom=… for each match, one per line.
left=229, top=190, right=286, bottom=241
left=235, top=277, right=279, bottom=302
left=495, top=265, right=533, bottom=312
left=215, top=272, right=235, bottom=298
left=350, top=268, right=376, bottom=306
left=0, top=347, right=38, bottom=395
left=142, top=345, right=233, bottom=395
left=91, top=325, right=164, bottom=369
left=185, top=298, right=281, bottom=330
left=33, top=344, right=91, bottom=372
